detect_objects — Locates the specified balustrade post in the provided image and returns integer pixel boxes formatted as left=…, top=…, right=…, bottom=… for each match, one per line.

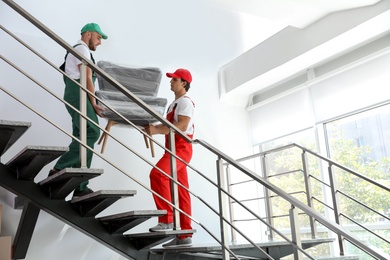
left=168, top=129, right=180, bottom=229
left=79, top=62, right=87, bottom=168
left=290, top=205, right=303, bottom=260
left=262, top=154, right=274, bottom=240
left=217, top=157, right=230, bottom=260
left=328, top=163, right=345, bottom=255
left=301, top=151, right=317, bottom=238
left=225, top=165, right=237, bottom=243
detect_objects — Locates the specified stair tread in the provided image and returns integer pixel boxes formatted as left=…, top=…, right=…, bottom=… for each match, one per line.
left=6, top=145, right=68, bottom=179
left=127, top=229, right=196, bottom=238
left=150, top=238, right=336, bottom=253
left=127, top=229, right=197, bottom=250
left=0, top=120, right=31, bottom=156
left=313, top=255, right=360, bottom=260
left=70, top=190, right=137, bottom=203
left=243, top=237, right=335, bottom=247
left=38, top=168, right=103, bottom=199
left=6, top=145, right=68, bottom=164
left=98, top=210, right=167, bottom=234
left=70, top=190, right=139, bottom=217
left=98, top=210, right=166, bottom=221
left=39, top=168, right=103, bottom=185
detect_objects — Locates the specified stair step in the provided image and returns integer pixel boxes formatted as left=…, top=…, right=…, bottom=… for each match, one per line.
left=98, top=210, right=166, bottom=234
left=6, top=145, right=67, bottom=180
left=70, top=190, right=137, bottom=217
left=38, top=168, right=103, bottom=199
left=168, top=252, right=260, bottom=260
left=0, top=120, right=31, bottom=156
left=150, top=238, right=336, bottom=259
left=150, top=243, right=231, bottom=256
left=126, top=229, right=196, bottom=250
left=313, top=256, right=360, bottom=260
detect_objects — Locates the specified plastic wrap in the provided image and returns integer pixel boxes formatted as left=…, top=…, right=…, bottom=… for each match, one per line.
left=96, top=90, right=167, bottom=126
left=97, top=61, right=162, bottom=96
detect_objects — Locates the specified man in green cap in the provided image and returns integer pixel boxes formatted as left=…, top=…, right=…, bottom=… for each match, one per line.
left=48, top=23, right=108, bottom=198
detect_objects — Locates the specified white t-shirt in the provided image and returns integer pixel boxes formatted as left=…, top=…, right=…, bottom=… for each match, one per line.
left=65, top=40, right=91, bottom=80
left=167, top=95, right=195, bottom=135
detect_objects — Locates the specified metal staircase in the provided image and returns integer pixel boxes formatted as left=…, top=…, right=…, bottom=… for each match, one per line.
left=0, top=120, right=196, bottom=259
left=0, top=121, right=358, bottom=260
left=1, top=0, right=388, bottom=259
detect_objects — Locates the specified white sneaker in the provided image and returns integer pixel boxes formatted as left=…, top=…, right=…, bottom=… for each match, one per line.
left=149, top=222, right=173, bottom=232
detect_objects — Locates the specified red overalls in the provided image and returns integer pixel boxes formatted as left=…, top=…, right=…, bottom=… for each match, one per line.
left=150, top=102, right=193, bottom=236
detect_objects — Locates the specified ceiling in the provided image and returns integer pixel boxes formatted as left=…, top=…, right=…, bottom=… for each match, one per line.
left=206, top=0, right=381, bottom=28
left=205, top=0, right=388, bottom=106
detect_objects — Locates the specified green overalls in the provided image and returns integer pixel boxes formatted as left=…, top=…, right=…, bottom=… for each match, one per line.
left=54, top=70, right=100, bottom=192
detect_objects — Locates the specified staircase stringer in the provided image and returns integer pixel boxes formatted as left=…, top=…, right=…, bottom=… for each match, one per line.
left=0, top=163, right=151, bottom=260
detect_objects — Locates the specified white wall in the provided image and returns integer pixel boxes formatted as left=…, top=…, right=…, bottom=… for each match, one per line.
left=0, top=0, right=256, bottom=259
left=249, top=49, right=390, bottom=145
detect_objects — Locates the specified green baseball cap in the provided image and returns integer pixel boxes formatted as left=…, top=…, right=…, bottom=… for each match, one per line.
left=81, top=23, right=108, bottom=39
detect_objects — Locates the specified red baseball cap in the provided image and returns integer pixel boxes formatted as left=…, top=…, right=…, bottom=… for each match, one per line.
left=166, top=68, right=192, bottom=83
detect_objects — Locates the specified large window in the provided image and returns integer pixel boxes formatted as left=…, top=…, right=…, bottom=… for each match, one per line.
left=260, top=128, right=316, bottom=152
left=324, top=104, right=390, bottom=259
left=253, top=104, right=390, bottom=259
left=238, top=47, right=390, bottom=258
left=325, top=104, right=390, bottom=175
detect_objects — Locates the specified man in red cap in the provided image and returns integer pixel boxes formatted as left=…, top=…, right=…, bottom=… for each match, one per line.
left=145, top=68, right=195, bottom=247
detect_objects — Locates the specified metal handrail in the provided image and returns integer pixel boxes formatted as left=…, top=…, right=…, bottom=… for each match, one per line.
left=338, top=190, right=390, bottom=222
left=1, top=2, right=261, bottom=259
left=225, top=141, right=390, bottom=259
left=0, top=21, right=312, bottom=260
left=0, top=81, right=246, bottom=260
left=341, top=213, right=390, bottom=244
left=198, top=140, right=388, bottom=259
left=230, top=142, right=390, bottom=204
left=2, top=1, right=388, bottom=259
left=293, top=143, right=390, bottom=192
left=0, top=56, right=246, bottom=259
left=2, top=0, right=190, bottom=143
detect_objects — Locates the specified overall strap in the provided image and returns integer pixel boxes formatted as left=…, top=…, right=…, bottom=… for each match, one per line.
left=64, top=43, right=83, bottom=61
left=60, top=43, right=95, bottom=72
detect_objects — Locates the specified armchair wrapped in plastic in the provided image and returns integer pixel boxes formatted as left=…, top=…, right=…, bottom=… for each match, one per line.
left=96, top=61, right=167, bottom=155
left=96, top=91, right=167, bottom=126
left=97, top=61, right=162, bottom=96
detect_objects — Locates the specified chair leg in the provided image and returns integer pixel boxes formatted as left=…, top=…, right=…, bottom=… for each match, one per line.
left=143, top=134, right=155, bottom=158
left=100, top=120, right=116, bottom=153
left=149, top=138, right=155, bottom=158
left=143, top=134, right=149, bottom=149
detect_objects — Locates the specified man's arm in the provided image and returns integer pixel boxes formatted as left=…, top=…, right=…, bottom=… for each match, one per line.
left=78, top=64, right=104, bottom=117
left=145, top=115, right=191, bottom=135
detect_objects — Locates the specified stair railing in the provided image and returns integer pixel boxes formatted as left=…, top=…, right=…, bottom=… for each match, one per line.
left=1, top=1, right=250, bottom=259
left=225, top=142, right=390, bottom=259
left=2, top=1, right=388, bottom=259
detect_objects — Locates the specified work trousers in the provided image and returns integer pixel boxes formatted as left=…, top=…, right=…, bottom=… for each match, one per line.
left=150, top=141, right=193, bottom=236
left=55, top=77, right=100, bottom=191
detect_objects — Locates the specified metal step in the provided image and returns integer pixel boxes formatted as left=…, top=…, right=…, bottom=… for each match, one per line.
left=98, top=210, right=167, bottom=234
left=0, top=120, right=31, bottom=157
left=70, top=190, right=137, bottom=217
left=38, top=168, right=103, bottom=199
left=152, top=252, right=260, bottom=260
left=313, top=256, right=360, bottom=260
left=6, top=145, right=67, bottom=180
left=150, top=238, right=336, bottom=259
left=127, top=229, right=196, bottom=250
